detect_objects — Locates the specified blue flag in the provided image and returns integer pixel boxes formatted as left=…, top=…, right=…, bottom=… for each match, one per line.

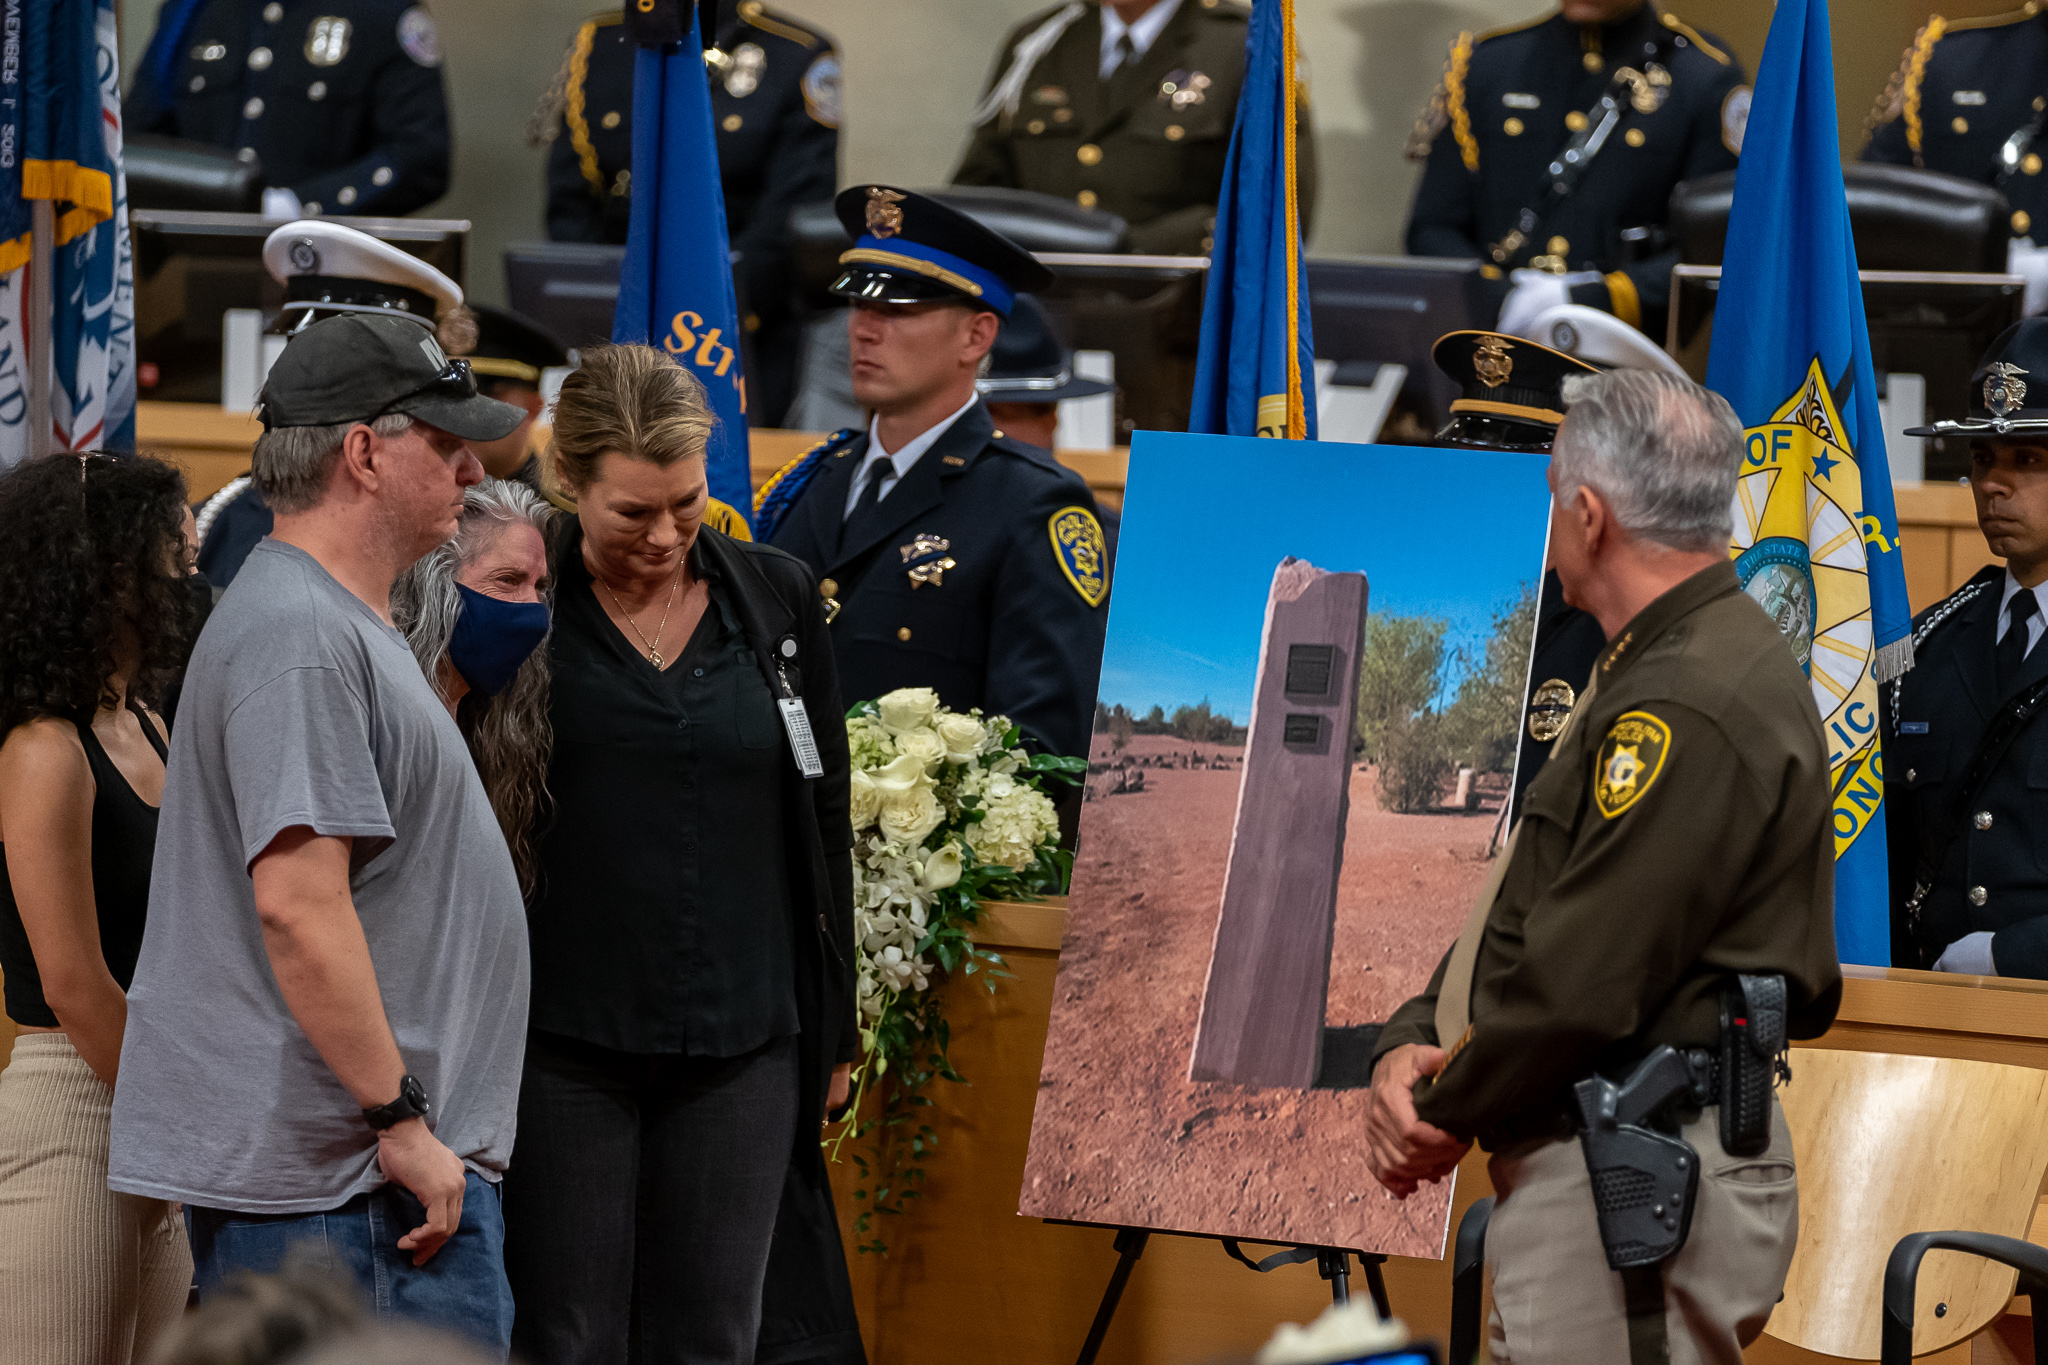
left=1189, top=0, right=1313, bottom=440
left=1703, top=0, right=1911, bottom=967
left=612, top=11, right=752, bottom=524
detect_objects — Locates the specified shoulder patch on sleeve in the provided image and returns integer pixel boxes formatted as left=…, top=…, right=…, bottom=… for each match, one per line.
left=802, top=51, right=842, bottom=128
left=397, top=6, right=441, bottom=68
left=1049, top=506, right=1108, bottom=607
left=1594, top=710, right=1671, bottom=818
left=1722, top=86, right=1751, bottom=155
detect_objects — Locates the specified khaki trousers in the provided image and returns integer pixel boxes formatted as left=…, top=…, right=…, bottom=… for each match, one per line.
left=1485, top=1099, right=1799, bottom=1365
left=0, top=1034, right=192, bottom=1364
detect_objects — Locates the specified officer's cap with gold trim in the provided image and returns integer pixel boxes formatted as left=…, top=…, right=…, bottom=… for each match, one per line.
left=468, top=306, right=568, bottom=392
left=830, top=185, right=1055, bottom=318
left=1431, top=330, right=1599, bottom=452
left=1905, top=319, right=2048, bottom=438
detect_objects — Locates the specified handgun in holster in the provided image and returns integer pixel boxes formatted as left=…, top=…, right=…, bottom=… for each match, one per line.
left=1574, top=1045, right=1700, bottom=1273
left=1717, top=973, right=1790, bottom=1158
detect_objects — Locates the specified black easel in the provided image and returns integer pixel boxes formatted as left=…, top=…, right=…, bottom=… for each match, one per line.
left=1065, top=1224, right=1392, bottom=1365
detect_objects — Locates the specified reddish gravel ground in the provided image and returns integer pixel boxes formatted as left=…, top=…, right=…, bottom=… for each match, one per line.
left=1019, top=734, right=1501, bottom=1258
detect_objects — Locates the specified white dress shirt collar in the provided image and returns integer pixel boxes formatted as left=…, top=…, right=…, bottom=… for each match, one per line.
left=1997, top=571, right=2048, bottom=656
left=1098, top=0, right=1183, bottom=80
left=846, top=395, right=981, bottom=518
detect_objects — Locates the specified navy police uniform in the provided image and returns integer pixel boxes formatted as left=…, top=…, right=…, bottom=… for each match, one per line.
left=541, top=2, right=839, bottom=423
left=1406, top=3, right=1748, bottom=339
left=1886, top=318, right=2048, bottom=978
left=758, top=187, right=1110, bottom=760
left=1431, top=330, right=1605, bottom=822
left=126, top=0, right=451, bottom=217
left=1862, top=7, right=2048, bottom=243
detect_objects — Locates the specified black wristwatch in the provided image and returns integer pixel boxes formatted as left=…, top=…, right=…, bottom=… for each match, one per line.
left=362, top=1074, right=431, bottom=1132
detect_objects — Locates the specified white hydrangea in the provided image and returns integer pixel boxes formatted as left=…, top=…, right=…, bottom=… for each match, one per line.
left=967, top=778, right=1060, bottom=871
left=847, top=715, right=897, bottom=769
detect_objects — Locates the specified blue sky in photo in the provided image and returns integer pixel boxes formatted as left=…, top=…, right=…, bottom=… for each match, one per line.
left=1097, top=432, right=1555, bottom=721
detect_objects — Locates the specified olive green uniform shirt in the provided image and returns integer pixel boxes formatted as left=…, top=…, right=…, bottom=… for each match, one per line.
left=952, top=0, right=1316, bottom=255
left=1374, top=562, right=1842, bottom=1144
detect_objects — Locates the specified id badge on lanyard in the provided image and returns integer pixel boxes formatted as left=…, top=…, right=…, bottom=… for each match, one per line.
left=774, top=637, right=825, bottom=778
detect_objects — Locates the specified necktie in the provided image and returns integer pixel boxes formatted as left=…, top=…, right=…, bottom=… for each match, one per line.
left=837, top=459, right=891, bottom=555
left=1998, top=590, right=2039, bottom=695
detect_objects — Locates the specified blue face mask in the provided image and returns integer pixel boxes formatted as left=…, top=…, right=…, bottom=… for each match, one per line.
left=448, top=582, right=550, bottom=698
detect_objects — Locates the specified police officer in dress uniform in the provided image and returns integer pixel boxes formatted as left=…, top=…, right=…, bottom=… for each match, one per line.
left=755, top=186, right=1111, bottom=761
left=952, top=0, right=1316, bottom=255
left=126, top=0, right=451, bottom=218
left=1863, top=6, right=2048, bottom=314
left=538, top=1, right=841, bottom=424
left=1431, top=331, right=1604, bottom=824
left=1368, top=370, right=1841, bottom=1365
left=1406, top=0, right=1750, bottom=344
left=1885, top=319, right=2048, bottom=978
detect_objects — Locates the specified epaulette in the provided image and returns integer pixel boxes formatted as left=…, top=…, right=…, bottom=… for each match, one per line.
left=1655, top=9, right=1731, bottom=66
left=738, top=0, right=824, bottom=49
left=752, top=429, right=860, bottom=540
left=1943, top=3, right=2039, bottom=33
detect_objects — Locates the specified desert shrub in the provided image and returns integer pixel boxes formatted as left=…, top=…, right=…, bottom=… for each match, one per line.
left=1377, top=710, right=1455, bottom=814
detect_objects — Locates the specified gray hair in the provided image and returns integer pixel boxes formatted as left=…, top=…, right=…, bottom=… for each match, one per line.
left=251, top=413, right=414, bottom=514
left=392, top=479, right=557, bottom=895
left=1552, top=370, right=1742, bottom=554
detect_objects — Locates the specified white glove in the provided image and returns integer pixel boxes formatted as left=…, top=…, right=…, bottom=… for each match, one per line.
left=2010, top=239, right=2048, bottom=317
left=1933, top=929, right=1998, bottom=976
left=1498, top=269, right=1603, bottom=338
left=261, top=186, right=305, bottom=221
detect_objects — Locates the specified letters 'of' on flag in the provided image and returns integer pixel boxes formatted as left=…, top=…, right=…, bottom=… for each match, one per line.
left=1703, top=0, right=1913, bottom=968
left=1189, top=0, right=1314, bottom=441
left=611, top=1, right=753, bottom=525
left=0, top=0, right=136, bottom=464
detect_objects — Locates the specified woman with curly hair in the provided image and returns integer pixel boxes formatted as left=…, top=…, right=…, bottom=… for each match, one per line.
left=0, top=452, right=199, bottom=1362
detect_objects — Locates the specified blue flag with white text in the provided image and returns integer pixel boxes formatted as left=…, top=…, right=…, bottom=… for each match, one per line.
left=612, top=10, right=751, bottom=523
left=1703, top=0, right=1911, bottom=967
left=1189, top=0, right=1313, bottom=440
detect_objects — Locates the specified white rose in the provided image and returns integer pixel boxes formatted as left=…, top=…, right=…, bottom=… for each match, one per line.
left=848, top=768, right=881, bottom=830
left=878, top=786, right=944, bottom=846
left=894, top=726, right=947, bottom=771
left=876, top=687, right=941, bottom=734
left=868, top=752, right=934, bottom=795
left=934, top=713, right=988, bottom=763
left=921, top=842, right=964, bottom=891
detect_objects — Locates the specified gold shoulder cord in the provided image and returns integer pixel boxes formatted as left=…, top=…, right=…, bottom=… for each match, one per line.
left=753, top=435, right=839, bottom=513
left=565, top=21, right=605, bottom=195
left=1905, top=17, right=1947, bottom=164
left=1655, top=10, right=1731, bottom=66
left=739, top=1, right=822, bottom=49
left=1447, top=32, right=1478, bottom=172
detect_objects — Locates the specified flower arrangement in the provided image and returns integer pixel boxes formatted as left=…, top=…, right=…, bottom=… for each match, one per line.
left=831, top=686, right=1082, bottom=1253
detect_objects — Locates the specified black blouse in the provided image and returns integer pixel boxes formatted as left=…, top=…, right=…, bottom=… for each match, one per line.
left=530, top=528, right=799, bottom=1056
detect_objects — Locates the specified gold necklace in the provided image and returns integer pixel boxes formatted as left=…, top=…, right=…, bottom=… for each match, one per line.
left=600, top=563, right=686, bottom=668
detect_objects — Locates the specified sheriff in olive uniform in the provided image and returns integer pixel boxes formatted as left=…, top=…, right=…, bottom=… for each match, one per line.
left=952, top=0, right=1315, bottom=255
left=1886, top=319, right=2048, bottom=978
left=126, top=0, right=450, bottom=217
left=757, top=187, right=1110, bottom=760
left=1863, top=7, right=2048, bottom=246
left=1368, top=372, right=1839, bottom=1363
left=541, top=2, right=838, bottom=424
left=1406, top=1, right=1749, bottom=341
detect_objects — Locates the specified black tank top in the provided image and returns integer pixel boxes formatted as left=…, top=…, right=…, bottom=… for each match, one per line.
left=0, top=706, right=166, bottom=1028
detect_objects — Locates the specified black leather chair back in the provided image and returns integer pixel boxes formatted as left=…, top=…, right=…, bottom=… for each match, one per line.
left=125, top=135, right=265, bottom=213
left=1670, top=164, right=2012, bottom=272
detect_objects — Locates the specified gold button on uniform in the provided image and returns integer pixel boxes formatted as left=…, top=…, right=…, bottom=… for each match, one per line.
left=337, top=186, right=356, bottom=205
left=1970, top=885, right=1989, bottom=907
left=897, top=627, right=912, bottom=641
left=602, top=111, right=621, bottom=129
left=1975, top=810, right=1994, bottom=830
left=1503, top=117, right=1524, bottom=136
left=991, top=429, right=1006, bottom=438
left=1077, top=143, right=1103, bottom=165
left=1565, top=111, right=1588, bottom=132
left=1053, top=107, right=1072, bottom=122
left=820, top=578, right=838, bottom=598
left=1027, top=119, right=1045, bottom=134
left=1953, top=116, right=1970, bottom=134
left=1165, top=124, right=1185, bottom=141
left=1547, top=235, right=1570, bottom=256
left=2018, top=210, right=2034, bottom=234
left=1624, top=128, right=1646, bottom=147
left=2027, top=153, right=2044, bottom=176
left=723, top=114, right=743, bottom=131
left=1583, top=52, right=1602, bottom=72
left=1077, top=189, right=1098, bottom=209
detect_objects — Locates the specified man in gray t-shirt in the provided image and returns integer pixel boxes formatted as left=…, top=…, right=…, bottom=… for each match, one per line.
left=110, top=313, right=534, bottom=1349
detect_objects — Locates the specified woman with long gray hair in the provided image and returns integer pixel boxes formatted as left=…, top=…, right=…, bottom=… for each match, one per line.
left=392, top=478, right=557, bottom=894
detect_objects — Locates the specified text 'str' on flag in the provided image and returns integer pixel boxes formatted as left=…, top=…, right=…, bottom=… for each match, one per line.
left=1703, top=0, right=1911, bottom=969
left=1188, top=0, right=1314, bottom=441
left=611, top=1, right=753, bottom=525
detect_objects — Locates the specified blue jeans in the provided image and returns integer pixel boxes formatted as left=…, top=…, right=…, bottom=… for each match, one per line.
left=185, top=1170, right=513, bottom=1355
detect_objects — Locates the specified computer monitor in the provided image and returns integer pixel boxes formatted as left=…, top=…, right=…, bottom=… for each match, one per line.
left=503, top=242, right=628, bottom=352
left=1304, top=256, right=1493, bottom=439
left=1670, top=265, right=2023, bottom=481
left=131, top=211, right=468, bottom=404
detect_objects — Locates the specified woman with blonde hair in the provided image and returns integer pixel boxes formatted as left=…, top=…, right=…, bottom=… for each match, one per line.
left=502, top=344, right=856, bottom=1363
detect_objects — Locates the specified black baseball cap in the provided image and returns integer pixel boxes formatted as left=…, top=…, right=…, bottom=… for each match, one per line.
left=258, top=313, right=526, bottom=441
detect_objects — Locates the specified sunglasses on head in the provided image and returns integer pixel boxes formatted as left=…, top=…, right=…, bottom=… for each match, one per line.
left=374, top=357, right=477, bottom=419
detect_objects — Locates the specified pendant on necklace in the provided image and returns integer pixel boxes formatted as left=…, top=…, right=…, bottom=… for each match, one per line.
left=648, top=650, right=663, bottom=668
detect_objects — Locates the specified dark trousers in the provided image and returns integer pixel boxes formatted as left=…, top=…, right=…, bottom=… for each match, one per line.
left=504, top=1032, right=799, bottom=1365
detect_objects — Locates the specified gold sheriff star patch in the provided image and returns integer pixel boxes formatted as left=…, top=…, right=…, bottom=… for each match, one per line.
left=1594, top=711, right=1670, bottom=818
